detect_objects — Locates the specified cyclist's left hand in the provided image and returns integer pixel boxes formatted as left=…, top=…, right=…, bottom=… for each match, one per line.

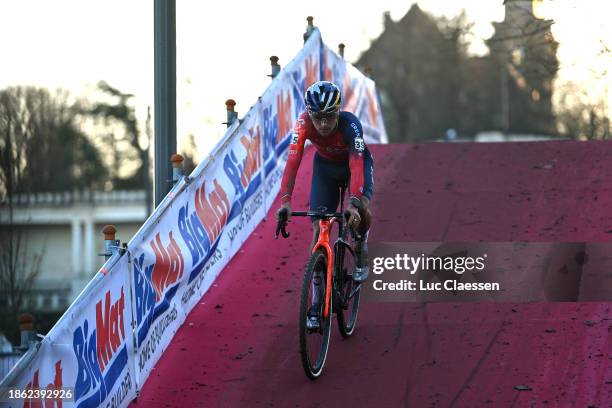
left=346, top=205, right=361, bottom=230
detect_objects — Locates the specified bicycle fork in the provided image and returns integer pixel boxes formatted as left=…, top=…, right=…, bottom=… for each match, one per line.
left=311, top=219, right=335, bottom=319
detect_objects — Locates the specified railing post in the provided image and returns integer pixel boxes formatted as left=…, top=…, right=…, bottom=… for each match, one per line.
left=170, top=154, right=184, bottom=183
left=268, top=56, right=280, bottom=79
left=338, top=43, right=345, bottom=59
left=102, top=225, right=119, bottom=261
left=18, top=314, right=37, bottom=350
left=303, top=16, right=314, bottom=43
left=224, top=99, right=237, bottom=127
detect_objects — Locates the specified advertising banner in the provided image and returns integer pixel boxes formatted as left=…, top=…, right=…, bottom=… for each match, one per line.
left=1, top=255, right=137, bottom=408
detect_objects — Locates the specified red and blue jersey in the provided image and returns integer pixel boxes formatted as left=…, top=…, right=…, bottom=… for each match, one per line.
left=280, top=111, right=368, bottom=204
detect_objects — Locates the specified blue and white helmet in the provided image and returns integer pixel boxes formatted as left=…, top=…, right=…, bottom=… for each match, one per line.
left=304, top=81, right=341, bottom=114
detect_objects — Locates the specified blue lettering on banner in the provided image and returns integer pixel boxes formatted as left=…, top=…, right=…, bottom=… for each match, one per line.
left=177, top=201, right=223, bottom=284
left=223, top=151, right=245, bottom=197
left=188, top=237, right=221, bottom=283
left=291, top=71, right=306, bottom=114
left=133, top=252, right=180, bottom=347
left=134, top=254, right=155, bottom=342
left=178, top=202, right=211, bottom=267
left=223, top=149, right=262, bottom=225
left=73, top=320, right=128, bottom=407
left=263, top=106, right=276, bottom=162
left=263, top=106, right=279, bottom=175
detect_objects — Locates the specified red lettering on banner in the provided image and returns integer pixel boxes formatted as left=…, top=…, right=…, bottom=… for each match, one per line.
left=195, top=181, right=219, bottom=241
left=240, top=127, right=261, bottom=188
left=322, top=52, right=332, bottom=81
left=343, top=74, right=356, bottom=111
left=305, top=56, right=318, bottom=91
left=45, top=361, right=63, bottom=407
left=22, top=361, right=63, bottom=408
left=276, top=91, right=292, bottom=143
left=23, top=370, right=40, bottom=408
left=149, top=232, right=184, bottom=302
left=210, top=180, right=230, bottom=229
left=96, top=288, right=126, bottom=372
left=195, top=179, right=230, bottom=243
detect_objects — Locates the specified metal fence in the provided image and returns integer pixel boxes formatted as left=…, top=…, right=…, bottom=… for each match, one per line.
left=0, top=190, right=146, bottom=207
left=0, top=352, right=23, bottom=382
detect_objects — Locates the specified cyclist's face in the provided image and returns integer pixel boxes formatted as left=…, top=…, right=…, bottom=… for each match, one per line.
left=309, top=111, right=339, bottom=137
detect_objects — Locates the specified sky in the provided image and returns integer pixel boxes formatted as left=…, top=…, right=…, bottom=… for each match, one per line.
left=0, top=0, right=609, bottom=160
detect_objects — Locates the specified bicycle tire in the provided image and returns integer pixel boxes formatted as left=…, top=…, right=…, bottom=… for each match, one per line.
left=299, top=249, right=332, bottom=380
left=336, top=242, right=361, bottom=338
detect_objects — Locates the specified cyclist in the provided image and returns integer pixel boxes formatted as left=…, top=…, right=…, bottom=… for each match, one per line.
left=276, top=81, right=374, bottom=328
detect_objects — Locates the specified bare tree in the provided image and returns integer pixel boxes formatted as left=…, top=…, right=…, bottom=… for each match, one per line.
left=85, top=81, right=150, bottom=191
left=0, top=87, right=107, bottom=195
left=555, top=82, right=610, bottom=140
left=0, top=205, right=43, bottom=344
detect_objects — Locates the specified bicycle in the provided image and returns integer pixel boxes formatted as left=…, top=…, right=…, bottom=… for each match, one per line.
left=275, top=186, right=362, bottom=379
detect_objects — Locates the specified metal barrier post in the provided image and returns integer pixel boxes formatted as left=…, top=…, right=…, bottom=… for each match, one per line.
left=102, top=225, right=119, bottom=261
left=18, top=314, right=37, bottom=350
left=338, top=43, right=345, bottom=59
left=223, top=99, right=237, bottom=127
left=303, top=16, right=314, bottom=43
left=170, top=154, right=184, bottom=184
left=268, top=56, right=280, bottom=79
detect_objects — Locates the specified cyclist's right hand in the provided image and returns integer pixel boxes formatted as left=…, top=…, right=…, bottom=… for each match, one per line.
left=276, top=202, right=292, bottom=223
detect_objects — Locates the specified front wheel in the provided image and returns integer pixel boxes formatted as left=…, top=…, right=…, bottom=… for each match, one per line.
left=299, top=249, right=332, bottom=380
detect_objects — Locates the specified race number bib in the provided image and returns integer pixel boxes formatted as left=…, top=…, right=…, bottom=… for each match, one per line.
left=354, top=137, right=365, bottom=152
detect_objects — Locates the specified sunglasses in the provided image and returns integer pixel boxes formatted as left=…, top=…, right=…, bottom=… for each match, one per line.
left=309, top=111, right=339, bottom=122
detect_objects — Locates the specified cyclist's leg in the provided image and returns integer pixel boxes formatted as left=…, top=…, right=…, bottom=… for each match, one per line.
left=308, top=153, right=343, bottom=252
left=358, top=148, right=374, bottom=235
left=308, top=154, right=344, bottom=322
left=353, top=148, right=374, bottom=282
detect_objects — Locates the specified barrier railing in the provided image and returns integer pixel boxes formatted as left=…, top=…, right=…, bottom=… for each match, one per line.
left=0, top=22, right=387, bottom=408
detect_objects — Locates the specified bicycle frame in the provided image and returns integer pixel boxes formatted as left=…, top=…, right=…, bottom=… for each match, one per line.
left=312, top=217, right=340, bottom=319
left=276, top=185, right=351, bottom=321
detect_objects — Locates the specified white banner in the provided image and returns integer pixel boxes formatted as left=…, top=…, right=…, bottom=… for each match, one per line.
left=2, top=255, right=137, bottom=408
left=1, top=28, right=387, bottom=407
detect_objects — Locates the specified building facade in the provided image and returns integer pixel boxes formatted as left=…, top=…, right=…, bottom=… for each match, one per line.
left=0, top=190, right=147, bottom=312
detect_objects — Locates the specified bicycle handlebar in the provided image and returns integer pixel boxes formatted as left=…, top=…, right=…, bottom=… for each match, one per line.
left=290, top=211, right=346, bottom=218
left=275, top=209, right=359, bottom=241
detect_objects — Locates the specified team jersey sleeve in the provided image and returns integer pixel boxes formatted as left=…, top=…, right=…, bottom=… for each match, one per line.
left=279, top=114, right=307, bottom=204
left=341, top=113, right=366, bottom=200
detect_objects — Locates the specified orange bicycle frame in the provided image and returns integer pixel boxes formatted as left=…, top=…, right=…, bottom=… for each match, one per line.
left=311, top=218, right=337, bottom=319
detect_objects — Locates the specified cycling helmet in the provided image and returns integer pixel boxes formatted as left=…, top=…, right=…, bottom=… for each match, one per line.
left=304, top=81, right=341, bottom=114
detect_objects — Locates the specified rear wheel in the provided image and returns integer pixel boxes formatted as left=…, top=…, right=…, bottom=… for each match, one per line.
left=336, top=242, right=361, bottom=338
left=299, top=249, right=332, bottom=380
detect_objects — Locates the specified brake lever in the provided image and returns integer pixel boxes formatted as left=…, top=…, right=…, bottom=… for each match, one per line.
left=275, top=220, right=290, bottom=239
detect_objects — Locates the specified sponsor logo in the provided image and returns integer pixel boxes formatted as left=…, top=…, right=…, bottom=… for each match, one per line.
left=194, top=179, right=229, bottom=244
left=276, top=90, right=293, bottom=143
left=73, top=288, right=130, bottom=407
left=350, top=122, right=361, bottom=137
left=239, top=128, right=262, bottom=188
left=149, top=233, right=184, bottom=302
